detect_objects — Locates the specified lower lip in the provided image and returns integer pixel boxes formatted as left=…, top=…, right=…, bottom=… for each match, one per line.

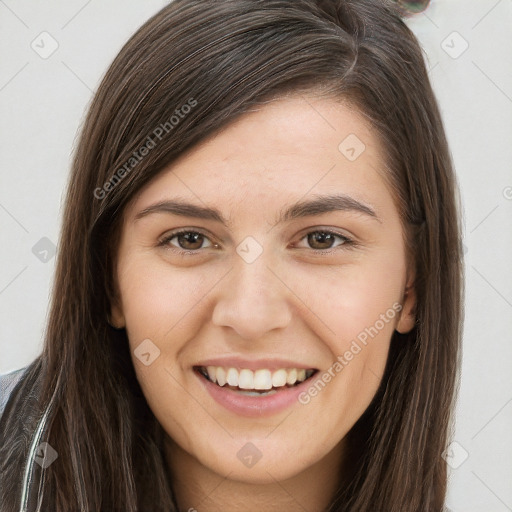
left=195, top=371, right=314, bottom=418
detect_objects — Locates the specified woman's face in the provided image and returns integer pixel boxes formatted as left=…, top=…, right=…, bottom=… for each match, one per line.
left=112, top=96, right=415, bottom=485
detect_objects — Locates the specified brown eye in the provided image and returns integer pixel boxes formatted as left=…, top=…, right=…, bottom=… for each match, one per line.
left=161, top=230, right=214, bottom=251
left=299, top=230, right=352, bottom=251
left=175, top=232, right=204, bottom=250
left=308, top=232, right=336, bottom=250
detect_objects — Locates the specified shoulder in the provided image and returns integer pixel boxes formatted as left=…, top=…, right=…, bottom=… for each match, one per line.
left=0, top=366, right=29, bottom=419
left=0, top=360, right=44, bottom=512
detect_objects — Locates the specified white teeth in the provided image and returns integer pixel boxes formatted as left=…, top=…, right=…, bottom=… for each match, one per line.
left=201, top=366, right=314, bottom=390
left=286, top=368, right=297, bottom=385
left=207, top=366, right=216, bottom=382
left=226, top=368, right=239, bottom=387
left=238, top=369, right=254, bottom=389
left=272, top=369, right=288, bottom=387
left=254, top=369, right=272, bottom=390
left=216, top=367, right=227, bottom=386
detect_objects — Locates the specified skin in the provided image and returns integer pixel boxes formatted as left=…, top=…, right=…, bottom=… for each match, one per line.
left=111, top=95, right=416, bottom=512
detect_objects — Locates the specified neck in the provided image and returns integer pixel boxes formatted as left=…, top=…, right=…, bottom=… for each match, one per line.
left=164, top=436, right=344, bottom=512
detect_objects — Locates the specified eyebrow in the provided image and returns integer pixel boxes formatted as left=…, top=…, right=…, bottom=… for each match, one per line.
left=134, top=193, right=380, bottom=226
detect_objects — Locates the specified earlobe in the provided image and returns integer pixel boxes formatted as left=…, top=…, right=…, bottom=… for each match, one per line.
left=396, top=280, right=416, bottom=334
left=109, top=302, right=126, bottom=329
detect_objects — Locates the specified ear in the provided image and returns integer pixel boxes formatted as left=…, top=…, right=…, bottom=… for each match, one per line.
left=108, top=255, right=126, bottom=328
left=396, top=273, right=416, bottom=334
left=109, top=297, right=126, bottom=329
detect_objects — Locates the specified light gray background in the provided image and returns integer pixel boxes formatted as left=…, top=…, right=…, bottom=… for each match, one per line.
left=0, top=1, right=511, bottom=510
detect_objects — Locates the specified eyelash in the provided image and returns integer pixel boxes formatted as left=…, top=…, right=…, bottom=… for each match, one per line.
left=158, top=229, right=355, bottom=255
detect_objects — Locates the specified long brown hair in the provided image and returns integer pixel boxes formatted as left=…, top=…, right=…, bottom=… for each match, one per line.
left=0, top=0, right=463, bottom=510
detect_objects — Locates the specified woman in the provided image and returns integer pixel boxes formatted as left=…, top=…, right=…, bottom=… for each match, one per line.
left=0, top=0, right=463, bottom=510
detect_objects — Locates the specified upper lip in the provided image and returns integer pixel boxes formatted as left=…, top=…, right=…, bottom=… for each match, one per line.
left=194, top=357, right=317, bottom=371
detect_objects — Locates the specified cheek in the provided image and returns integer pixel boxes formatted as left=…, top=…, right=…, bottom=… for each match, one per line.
left=118, top=255, right=215, bottom=348
left=116, top=256, right=218, bottom=451
left=291, top=250, right=405, bottom=416
left=293, top=252, right=405, bottom=353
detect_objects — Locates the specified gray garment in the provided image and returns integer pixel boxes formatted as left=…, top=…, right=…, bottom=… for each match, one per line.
left=0, top=366, right=28, bottom=419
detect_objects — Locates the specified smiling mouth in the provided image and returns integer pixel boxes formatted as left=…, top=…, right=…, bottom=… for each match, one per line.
left=195, top=366, right=318, bottom=396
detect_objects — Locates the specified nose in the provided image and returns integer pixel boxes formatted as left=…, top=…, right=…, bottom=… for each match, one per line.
left=211, top=252, right=293, bottom=340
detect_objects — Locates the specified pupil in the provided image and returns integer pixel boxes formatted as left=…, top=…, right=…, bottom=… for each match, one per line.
left=308, top=232, right=333, bottom=249
left=180, top=232, right=202, bottom=249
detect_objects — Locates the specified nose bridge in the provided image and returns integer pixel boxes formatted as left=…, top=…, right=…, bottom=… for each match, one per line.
left=211, top=248, right=292, bottom=339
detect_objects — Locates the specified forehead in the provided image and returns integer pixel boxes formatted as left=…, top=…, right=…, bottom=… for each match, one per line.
left=127, top=96, right=394, bottom=224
